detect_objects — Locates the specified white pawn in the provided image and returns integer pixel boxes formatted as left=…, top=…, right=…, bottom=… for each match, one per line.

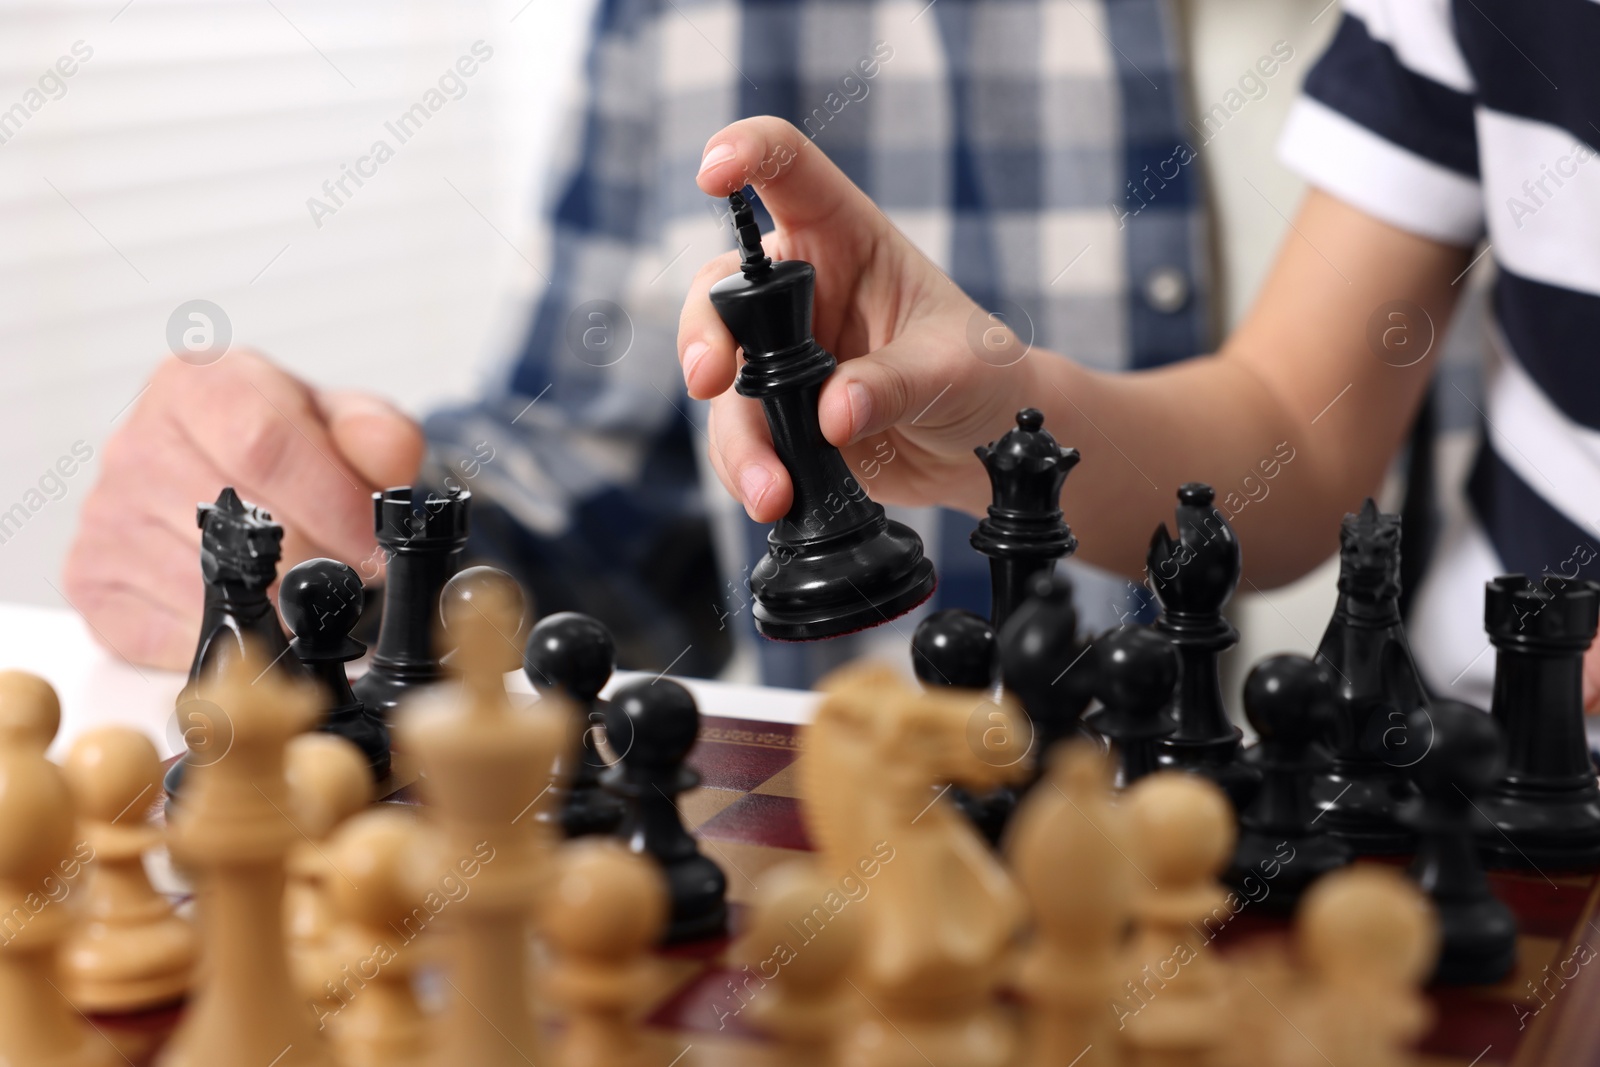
left=1117, top=771, right=1237, bottom=1067
left=1294, top=867, right=1439, bottom=1067
left=0, top=668, right=61, bottom=751
left=59, top=726, right=197, bottom=1012
left=284, top=733, right=374, bottom=1004
left=321, top=808, right=433, bottom=1067
left=540, top=839, right=668, bottom=1067
left=0, top=675, right=117, bottom=1067
left=736, top=859, right=863, bottom=1067
left=1009, top=743, right=1134, bottom=1067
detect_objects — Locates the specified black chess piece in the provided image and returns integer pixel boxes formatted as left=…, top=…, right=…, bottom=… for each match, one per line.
left=1226, top=655, right=1350, bottom=911
left=524, top=612, right=626, bottom=838
left=1084, top=626, right=1178, bottom=787
left=1313, top=499, right=1425, bottom=854
left=998, top=571, right=1098, bottom=762
left=1476, top=573, right=1600, bottom=870
left=166, top=487, right=292, bottom=802
left=602, top=678, right=727, bottom=943
left=280, top=558, right=390, bottom=781
left=707, top=191, right=935, bottom=640
left=1404, top=699, right=1517, bottom=985
left=351, top=485, right=470, bottom=722
left=911, top=609, right=1014, bottom=844
left=1149, top=483, right=1260, bottom=810
left=970, top=408, right=1079, bottom=632
left=911, top=609, right=996, bottom=691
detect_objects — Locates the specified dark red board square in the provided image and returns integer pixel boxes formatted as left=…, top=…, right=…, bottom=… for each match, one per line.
left=691, top=717, right=802, bottom=792
left=1486, top=871, right=1596, bottom=940
left=1422, top=988, right=1520, bottom=1063
left=696, top=793, right=813, bottom=852
left=648, top=963, right=770, bottom=1039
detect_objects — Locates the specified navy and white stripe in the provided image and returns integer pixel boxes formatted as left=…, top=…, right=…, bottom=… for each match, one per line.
left=425, top=0, right=1208, bottom=685
left=1281, top=0, right=1600, bottom=706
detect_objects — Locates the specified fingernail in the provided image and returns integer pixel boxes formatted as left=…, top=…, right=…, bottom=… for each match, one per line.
left=682, top=341, right=710, bottom=387
left=698, top=142, right=736, bottom=175
left=740, top=466, right=774, bottom=510
left=846, top=382, right=872, bottom=439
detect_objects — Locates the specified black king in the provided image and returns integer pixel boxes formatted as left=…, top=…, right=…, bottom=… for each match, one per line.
left=708, top=191, right=935, bottom=640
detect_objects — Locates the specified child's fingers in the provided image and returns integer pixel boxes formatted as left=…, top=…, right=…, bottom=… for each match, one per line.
left=817, top=328, right=989, bottom=446
left=707, top=392, right=793, bottom=524
left=696, top=117, right=888, bottom=243
left=678, top=249, right=743, bottom=401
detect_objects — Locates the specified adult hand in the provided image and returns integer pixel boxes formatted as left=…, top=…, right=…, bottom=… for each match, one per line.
left=63, top=351, right=424, bottom=669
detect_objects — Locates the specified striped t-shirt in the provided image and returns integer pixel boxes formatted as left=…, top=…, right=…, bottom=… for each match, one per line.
left=1280, top=0, right=1600, bottom=705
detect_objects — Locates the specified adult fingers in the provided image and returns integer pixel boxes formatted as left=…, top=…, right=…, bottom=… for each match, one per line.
left=319, top=389, right=427, bottom=491
left=151, top=352, right=378, bottom=563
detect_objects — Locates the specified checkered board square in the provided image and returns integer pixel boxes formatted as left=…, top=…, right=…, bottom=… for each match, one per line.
left=95, top=715, right=1600, bottom=1065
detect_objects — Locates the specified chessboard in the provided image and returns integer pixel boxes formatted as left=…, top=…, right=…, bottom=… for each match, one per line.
left=72, top=708, right=1600, bottom=1067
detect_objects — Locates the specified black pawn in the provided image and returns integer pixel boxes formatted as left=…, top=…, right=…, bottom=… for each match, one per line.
left=167, top=487, right=292, bottom=802
left=281, top=558, right=390, bottom=782
left=911, top=609, right=1012, bottom=845
left=999, top=571, right=1098, bottom=762
left=1226, top=655, right=1349, bottom=911
left=1404, top=699, right=1517, bottom=985
left=970, top=409, right=1079, bottom=632
left=351, top=485, right=470, bottom=722
left=1313, top=499, right=1425, bottom=854
left=708, top=191, right=935, bottom=641
left=1149, top=483, right=1260, bottom=810
left=1476, top=574, right=1600, bottom=869
left=602, top=679, right=727, bottom=943
left=1084, top=626, right=1178, bottom=787
left=911, top=609, right=996, bottom=691
left=524, top=612, right=626, bottom=838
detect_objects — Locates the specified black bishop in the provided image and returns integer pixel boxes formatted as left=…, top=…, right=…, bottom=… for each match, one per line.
left=1148, top=482, right=1259, bottom=810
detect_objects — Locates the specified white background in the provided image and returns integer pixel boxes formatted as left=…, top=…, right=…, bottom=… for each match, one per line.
left=0, top=0, right=1340, bottom=680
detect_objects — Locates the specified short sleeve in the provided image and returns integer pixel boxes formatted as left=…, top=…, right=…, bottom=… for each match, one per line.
left=1279, top=0, right=1484, bottom=245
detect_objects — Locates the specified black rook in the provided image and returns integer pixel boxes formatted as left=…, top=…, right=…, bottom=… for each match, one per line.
left=351, top=485, right=470, bottom=722
left=1476, top=573, right=1600, bottom=870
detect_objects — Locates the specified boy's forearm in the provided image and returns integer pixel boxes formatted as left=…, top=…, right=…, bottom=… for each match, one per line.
left=1026, top=351, right=1330, bottom=585
left=1022, top=190, right=1472, bottom=588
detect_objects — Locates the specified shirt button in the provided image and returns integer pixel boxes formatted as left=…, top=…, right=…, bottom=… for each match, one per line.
left=1143, top=266, right=1190, bottom=314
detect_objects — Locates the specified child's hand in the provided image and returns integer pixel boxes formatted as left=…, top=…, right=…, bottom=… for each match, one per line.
left=678, top=117, right=1040, bottom=523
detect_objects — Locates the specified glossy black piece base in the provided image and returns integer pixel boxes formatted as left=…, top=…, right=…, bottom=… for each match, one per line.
left=657, top=855, right=729, bottom=944
left=1430, top=890, right=1518, bottom=986
left=1312, top=763, right=1416, bottom=854
left=750, top=520, right=936, bottom=641
left=1225, top=832, right=1349, bottom=915
left=1475, top=784, right=1600, bottom=871
left=1156, top=732, right=1260, bottom=813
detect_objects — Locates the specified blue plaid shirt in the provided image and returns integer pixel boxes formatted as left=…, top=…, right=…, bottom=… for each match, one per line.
left=424, top=0, right=1211, bottom=687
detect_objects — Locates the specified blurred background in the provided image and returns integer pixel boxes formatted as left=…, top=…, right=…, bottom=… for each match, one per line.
left=0, top=0, right=1426, bottom=685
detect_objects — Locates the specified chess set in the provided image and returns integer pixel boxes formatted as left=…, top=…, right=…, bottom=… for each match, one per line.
left=6, top=195, right=1600, bottom=1067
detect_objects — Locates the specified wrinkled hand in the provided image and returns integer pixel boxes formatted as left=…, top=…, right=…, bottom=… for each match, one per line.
left=677, top=116, right=1041, bottom=523
left=63, top=351, right=424, bottom=670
